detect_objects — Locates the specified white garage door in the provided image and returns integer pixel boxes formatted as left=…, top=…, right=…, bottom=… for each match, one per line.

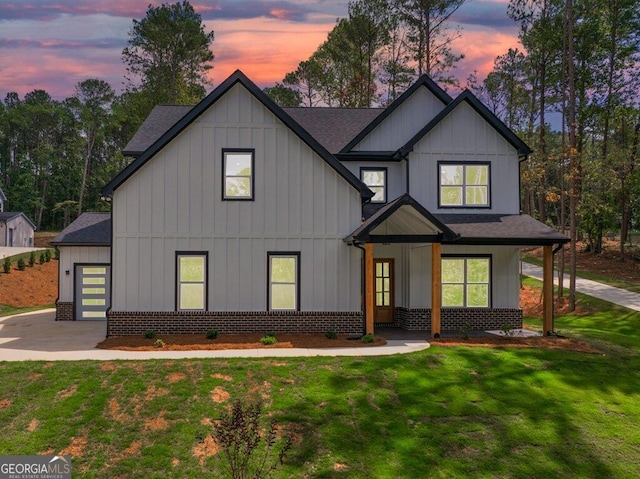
left=75, top=265, right=110, bottom=320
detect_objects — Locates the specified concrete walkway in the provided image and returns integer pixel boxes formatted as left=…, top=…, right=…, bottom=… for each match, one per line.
left=521, top=262, right=640, bottom=312
left=0, top=309, right=430, bottom=362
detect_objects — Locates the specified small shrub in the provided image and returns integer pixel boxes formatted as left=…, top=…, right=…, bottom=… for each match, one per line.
left=325, top=330, right=338, bottom=340
left=39, top=253, right=46, bottom=265
left=29, top=251, right=36, bottom=267
left=361, top=334, right=375, bottom=344
left=154, top=338, right=165, bottom=348
left=54, top=247, right=60, bottom=260
left=144, top=330, right=156, bottom=339
left=17, top=258, right=25, bottom=271
left=260, top=334, right=277, bottom=345
left=460, top=321, right=471, bottom=339
left=206, top=329, right=219, bottom=340
left=211, top=399, right=292, bottom=479
left=500, top=324, right=515, bottom=338
left=2, top=257, right=10, bottom=274
left=45, top=249, right=52, bottom=262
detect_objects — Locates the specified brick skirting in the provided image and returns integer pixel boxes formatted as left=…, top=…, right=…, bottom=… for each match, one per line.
left=55, top=302, right=74, bottom=321
left=107, top=310, right=364, bottom=336
left=394, top=307, right=522, bottom=332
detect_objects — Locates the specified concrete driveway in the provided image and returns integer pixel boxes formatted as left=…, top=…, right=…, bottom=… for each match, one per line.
left=0, top=247, right=45, bottom=259
left=0, top=309, right=430, bottom=361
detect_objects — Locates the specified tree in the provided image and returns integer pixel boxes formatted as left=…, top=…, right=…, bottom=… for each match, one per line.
left=393, top=0, right=467, bottom=87
left=69, top=79, right=115, bottom=216
left=263, top=84, right=302, bottom=107
left=122, top=0, right=214, bottom=110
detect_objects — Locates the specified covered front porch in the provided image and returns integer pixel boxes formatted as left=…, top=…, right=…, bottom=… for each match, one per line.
left=345, top=194, right=569, bottom=338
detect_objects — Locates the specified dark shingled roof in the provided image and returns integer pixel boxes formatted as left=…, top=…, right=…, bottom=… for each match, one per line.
left=437, top=213, right=569, bottom=245
left=0, top=212, right=36, bottom=230
left=51, top=212, right=111, bottom=246
left=123, top=105, right=192, bottom=156
left=122, top=104, right=383, bottom=156
left=283, top=107, right=383, bottom=153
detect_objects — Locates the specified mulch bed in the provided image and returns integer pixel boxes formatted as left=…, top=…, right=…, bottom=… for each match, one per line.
left=97, top=333, right=387, bottom=351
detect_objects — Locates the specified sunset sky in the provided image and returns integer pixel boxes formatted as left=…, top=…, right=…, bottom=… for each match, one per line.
left=0, top=0, right=521, bottom=101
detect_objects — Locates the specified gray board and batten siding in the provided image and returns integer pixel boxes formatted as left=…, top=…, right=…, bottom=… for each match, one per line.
left=110, top=82, right=364, bottom=313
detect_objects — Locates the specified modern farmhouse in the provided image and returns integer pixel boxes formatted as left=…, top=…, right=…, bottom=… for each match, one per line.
left=52, top=70, right=568, bottom=337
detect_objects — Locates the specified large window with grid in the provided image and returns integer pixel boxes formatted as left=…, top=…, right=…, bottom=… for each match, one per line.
left=441, top=256, right=490, bottom=308
left=439, top=163, right=490, bottom=207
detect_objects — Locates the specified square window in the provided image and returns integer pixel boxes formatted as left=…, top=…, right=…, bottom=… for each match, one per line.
left=442, top=257, right=490, bottom=308
left=223, top=150, right=254, bottom=200
left=439, top=163, right=489, bottom=207
left=268, top=253, right=299, bottom=311
left=177, top=253, right=207, bottom=311
left=361, top=169, right=387, bottom=203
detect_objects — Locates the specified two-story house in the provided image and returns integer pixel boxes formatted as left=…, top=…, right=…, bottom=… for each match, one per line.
left=52, top=70, right=568, bottom=337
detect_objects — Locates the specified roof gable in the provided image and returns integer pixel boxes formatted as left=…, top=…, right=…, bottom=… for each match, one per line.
left=345, top=194, right=457, bottom=244
left=399, top=90, right=532, bottom=157
left=340, top=75, right=453, bottom=153
left=0, top=212, right=36, bottom=230
left=103, top=70, right=373, bottom=200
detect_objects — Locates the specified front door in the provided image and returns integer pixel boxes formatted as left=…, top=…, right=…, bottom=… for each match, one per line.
left=374, top=258, right=394, bottom=323
left=75, top=264, right=110, bottom=320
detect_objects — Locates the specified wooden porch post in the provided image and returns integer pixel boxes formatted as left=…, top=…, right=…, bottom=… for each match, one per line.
left=543, top=245, right=554, bottom=335
left=365, top=243, right=375, bottom=335
left=431, top=243, right=441, bottom=338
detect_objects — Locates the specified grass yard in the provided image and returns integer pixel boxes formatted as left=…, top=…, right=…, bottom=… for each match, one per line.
left=1, top=288, right=640, bottom=477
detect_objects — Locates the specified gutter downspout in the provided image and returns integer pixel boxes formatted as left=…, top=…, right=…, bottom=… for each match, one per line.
left=354, top=242, right=367, bottom=336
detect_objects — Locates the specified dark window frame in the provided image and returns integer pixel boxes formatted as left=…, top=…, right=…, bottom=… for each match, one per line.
left=175, top=251, right=209, bottom=311
left=441, top=254, right=492, bottom=308
left=360, top=167, right=388, bottom=204
left=267, top=251, right=301, bottom=311
left=438, top=161, right=491, bottom=209
left=222, top=148, right=255, bottom=201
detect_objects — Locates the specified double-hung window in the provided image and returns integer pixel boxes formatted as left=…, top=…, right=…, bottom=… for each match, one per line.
left=441, top=256, right=490, bottom=308
left=268, top=253, right=300, bottom=311
left=223, top=149, right=254, bottom=200
left=439, top=163, right=490, bottom=207
left=360, top=168, right=387, bottom=203
left=176, top=252, right=208, bottom=311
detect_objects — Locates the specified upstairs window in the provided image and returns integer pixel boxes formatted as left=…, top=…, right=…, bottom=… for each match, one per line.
left=223, top=149, right=254, bottom=200
left=442, top=256, right=490, bottom=308
left=360, top=168, right=387, bottom=203
left=439, top=163, right=489, bottom=207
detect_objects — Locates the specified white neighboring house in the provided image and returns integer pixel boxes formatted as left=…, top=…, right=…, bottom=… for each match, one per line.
left=52, top=70, right=568, bottom=335
left=0, top=212, right=36, bottom=247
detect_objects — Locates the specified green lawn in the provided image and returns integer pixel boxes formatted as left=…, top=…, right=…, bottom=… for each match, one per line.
left=1, top=297, right=640, bottom=477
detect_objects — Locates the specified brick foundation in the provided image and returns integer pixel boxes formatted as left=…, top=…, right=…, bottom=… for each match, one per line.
left=394, top=307, right=522, bottom=332
left=55, top=302, right=74, bottom=321
left=107, top=310, right=364, bottom=336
